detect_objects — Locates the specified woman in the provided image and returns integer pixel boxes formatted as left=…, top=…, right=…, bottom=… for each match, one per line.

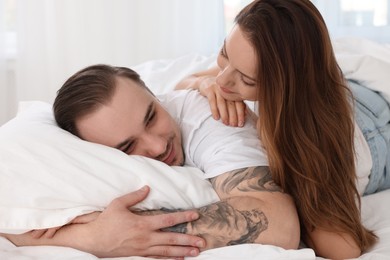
left=176, top=0, right=390, bottom=259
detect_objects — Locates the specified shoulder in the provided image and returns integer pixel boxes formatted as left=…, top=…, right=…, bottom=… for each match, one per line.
left=158, top=89, right=212, bottom=124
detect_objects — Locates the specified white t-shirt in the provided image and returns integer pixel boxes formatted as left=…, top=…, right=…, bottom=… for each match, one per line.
left=158, top=90, right=268, bottom=179
left=158, top=90, right=372, bottom=193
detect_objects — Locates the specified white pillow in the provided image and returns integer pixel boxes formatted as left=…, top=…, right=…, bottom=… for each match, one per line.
left=0, top=101, right=219, bottom=234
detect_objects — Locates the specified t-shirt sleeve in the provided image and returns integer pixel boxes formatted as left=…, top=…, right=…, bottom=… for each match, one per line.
left=179, top=91, right=268, bottom=179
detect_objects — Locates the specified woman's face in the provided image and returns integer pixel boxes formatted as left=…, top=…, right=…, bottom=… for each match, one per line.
left=216, top=25, right=258, bottom=101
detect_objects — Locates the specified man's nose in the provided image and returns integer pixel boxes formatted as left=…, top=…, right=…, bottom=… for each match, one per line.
left=141, top=134, right=167, bottom=159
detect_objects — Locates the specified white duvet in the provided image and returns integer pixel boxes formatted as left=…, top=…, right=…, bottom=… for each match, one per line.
left=1, top=37, right=390, bottom=260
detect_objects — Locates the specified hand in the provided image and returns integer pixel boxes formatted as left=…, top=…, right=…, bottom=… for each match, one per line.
left=199, top=80, right=247, bottom=127
left=29, top=226, right=62, bottom=239
left=79, top=186, right=205, bottom=258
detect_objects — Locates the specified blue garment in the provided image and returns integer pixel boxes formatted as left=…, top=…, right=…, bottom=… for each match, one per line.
left=349, top=80, right=390, bottom=195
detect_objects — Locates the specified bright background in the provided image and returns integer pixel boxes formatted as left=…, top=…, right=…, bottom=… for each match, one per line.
left=1, top=0, right=389, bottom=125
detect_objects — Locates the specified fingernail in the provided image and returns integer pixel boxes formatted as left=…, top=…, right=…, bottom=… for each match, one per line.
left=238, top=121, right=244, bottom=127
left=196, top=240, right=205, bottom=248
left=191, top=212, right=199, bottom=220
left=190, top=249, right=199, bottom=256
left=140, top=185, right=148, bottom=191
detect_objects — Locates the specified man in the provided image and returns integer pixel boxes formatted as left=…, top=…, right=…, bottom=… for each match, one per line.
left=3, top=65, right=299, bottom=258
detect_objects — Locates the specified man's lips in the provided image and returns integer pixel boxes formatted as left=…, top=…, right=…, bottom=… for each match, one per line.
left=162, top=142, right=176, bottom=165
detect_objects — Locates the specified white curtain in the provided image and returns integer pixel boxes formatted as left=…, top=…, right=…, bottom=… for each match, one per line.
left=0, top=0, right=225, bottom=125
left=0, top=0, right=8, bottom=125
left=311, top=0, right=390, bottom=42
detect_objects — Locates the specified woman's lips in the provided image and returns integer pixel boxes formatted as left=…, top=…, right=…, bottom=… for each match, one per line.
left=219, top=86, right=234, bottom=94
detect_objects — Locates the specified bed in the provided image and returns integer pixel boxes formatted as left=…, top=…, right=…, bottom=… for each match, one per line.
left=1, top=37, right=390, bottom=260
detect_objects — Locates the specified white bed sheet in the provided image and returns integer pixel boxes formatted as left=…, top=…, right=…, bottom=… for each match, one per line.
left=1, top=37, right=390, bottom=260
left=1, top=190, right=389, bottom=260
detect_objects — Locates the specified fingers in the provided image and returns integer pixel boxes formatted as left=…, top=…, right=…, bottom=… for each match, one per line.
left=146, top=232, right=206, bottom=257
left=147, top=245, right=200, bottom=258
left=72, top=212, right=101, bottom=224
left=236, top=101, right=247, bottom=127
left=42, top=227, right=61, bottom=238
left=205, top=84, right=220, bottom=120
left=29, top=226, right=61, bottom=239
left=227, top=101, right=238, bottom=126
left=152, top=232, right=205, bottom=249
left=215, top=94, right=229, bottom=125
left=113, top=185, right=150, bottom=208
left=149, top=210, right=199, bottom=230
left=217, top=99, right=247, bottom=127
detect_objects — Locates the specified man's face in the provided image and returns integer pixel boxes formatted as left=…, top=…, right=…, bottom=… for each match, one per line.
left=76, top=76, right=184, bottom=166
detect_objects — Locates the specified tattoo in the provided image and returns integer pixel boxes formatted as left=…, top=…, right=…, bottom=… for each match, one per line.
left=211, top=166, right=283, bottom=194
left=160, top=208, right=188, bottom=233
left=161, top=222, right=188, bottom=233
left=139, top=200, right=268, bottom=248
left=228, top=208, right=268, bottom=245
left=162, top=200, right=268, bottom=248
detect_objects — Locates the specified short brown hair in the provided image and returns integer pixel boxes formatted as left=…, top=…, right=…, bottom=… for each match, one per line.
left=53, top=64, right=150, bottom=136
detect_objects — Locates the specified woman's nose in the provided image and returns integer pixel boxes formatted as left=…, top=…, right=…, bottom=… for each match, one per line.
left=216, top=66, right=234, bottom=87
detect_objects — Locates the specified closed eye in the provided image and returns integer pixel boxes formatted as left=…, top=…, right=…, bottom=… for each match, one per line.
left=146, top=109, right=156, bottom=128
left=220, top=47, right=227, bottom=59
left=123, top=141, right=135, bottom=154
left=240, top=75, right=256, bottom=86
left=219, top=40, right=228, bottom=59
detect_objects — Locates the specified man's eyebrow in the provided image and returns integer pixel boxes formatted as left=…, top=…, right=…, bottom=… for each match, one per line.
left=115, top=101, right=154, bottom=150
left=143, top=101, right=154, bottom=125
left=224, top=39, right=256, bottom=82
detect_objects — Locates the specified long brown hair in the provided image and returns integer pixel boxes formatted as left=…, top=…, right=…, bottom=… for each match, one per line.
left=235, top=0, right=376, bottom=251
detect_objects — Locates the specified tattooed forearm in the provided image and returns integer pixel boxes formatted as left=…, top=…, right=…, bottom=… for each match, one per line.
left=162, top=199, right=268, bottom=249
left=211, top=166, right=283, bottom=194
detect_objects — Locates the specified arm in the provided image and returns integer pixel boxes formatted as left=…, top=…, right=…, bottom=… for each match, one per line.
left=2, top=169, right=299, bottom=255
left=174, top=66, right=220, bottom=91
left=1, top=186, right=205, bottom=259
left=306, top=225, right=361, bottom=259
left=161, top=166, right=300, bottom=250
left=175, top=66, right=247, bottom=127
